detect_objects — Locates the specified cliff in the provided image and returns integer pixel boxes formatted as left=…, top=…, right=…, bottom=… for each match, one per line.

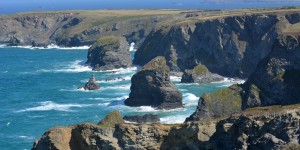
left=134, top=9, right=300, bottom=78
left=0, top=10, right=191, bottom=47
left=186, top=34, right=300, bottom=122
left=32, top=104, right=300, bottom=150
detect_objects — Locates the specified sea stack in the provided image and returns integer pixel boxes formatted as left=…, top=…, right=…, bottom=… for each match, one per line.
left=181, top=64, right=224, bottom=84
left=82, top=74, right=100, bottom=90
left=124, top=56, right=182, bottom=109
left=86, top=36, right=132, bottom=71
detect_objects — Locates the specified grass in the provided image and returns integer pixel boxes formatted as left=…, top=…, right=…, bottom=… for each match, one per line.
left=192, top=64, right=209, bottom=76
left=142, top=56, right=170, bottom=72
left=202, top=85, right=243, bottom=118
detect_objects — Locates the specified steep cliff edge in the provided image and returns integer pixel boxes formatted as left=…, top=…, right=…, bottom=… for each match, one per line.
left=32, top=104, right=300, bottom=150
left=0, top=10, right=190, bottom=47
left=186, top=34, right=300, bottom=122
left=134, top=10, right=300, bottom=78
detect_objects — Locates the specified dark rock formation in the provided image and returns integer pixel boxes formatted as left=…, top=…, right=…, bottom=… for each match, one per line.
left=186, top=34, right=300, bottom=122
left=98, top=110, right=125, bottom=127
left=124, top=56, right=183, bottom=109
left=80, top=74, right=100, bottom=90
left=86, top=36, right=132, bottom=71
left=134, top=11, right=300, bottom=78
left=123, top=114, right=160, bottom=124
left=185, top=84, right=243, bottom=122
left=241, top=34, right=300, bottom=109
left=32, top=105, right=300, bottom=150
left=0, top=10, right=188, bottom=47
left=181, top=64, right=224, bottom=83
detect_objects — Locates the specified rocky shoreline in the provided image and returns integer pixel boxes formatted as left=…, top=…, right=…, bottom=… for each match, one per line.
left=1, top=8, right=299, bottom=150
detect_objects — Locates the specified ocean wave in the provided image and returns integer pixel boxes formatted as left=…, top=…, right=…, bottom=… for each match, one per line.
left=97, top=76, right=132, bottom=83
left=89, top=96, right=128, bottom=101
left=212, top=77, right=246, bottom=84
left=38, top=60, right=93, bottom=73
left=3, top=44, right=90, bottom=50
left=170, top=76, right=182, bottom=82
left=101, top=84, right=131, bottom=90
left=183, top=93, right=199, bottom=101
left=160, top=115, right=188, bottom=124
left=129, top=42, right=136, bottom=52
left=18, top=135, right=35, bottom=140
left=103, top=66, right=139, bottom=75
left=16, top=101, right=92, bottom=112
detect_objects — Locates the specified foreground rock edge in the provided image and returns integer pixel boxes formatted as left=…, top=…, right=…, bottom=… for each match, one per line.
left=32, top=104, right=300, bottom=150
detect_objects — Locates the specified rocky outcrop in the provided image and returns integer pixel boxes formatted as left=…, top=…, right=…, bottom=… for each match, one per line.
left=185, top=84, right=243, bottom=122
left=124, top=56, right=183, bottom=109
left=241, top=34, right=300, bottom=109
left=181, top=64, right=224, bottom=83
left=80, top=74, right=100, bottom=90
left=0, top=10, right=190, bottom=47
left=134, top=11, right=300, bottom=78
left=32, top=104, right=300, bottom=150
left=86, top=36, right=132, bottom=71
left=98, top=110, right=125, bottom=127
left=123, top=114, right=160, bottom=124
left=186, top=34, right=300, bottom=122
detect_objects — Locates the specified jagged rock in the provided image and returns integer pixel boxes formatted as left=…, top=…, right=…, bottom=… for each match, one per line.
left=86, top=36, right=132, bottom=71
left=97, top=110, right=125, bottom=127
left=181, top=64, right=224, bottom=83
left=241, top=34, right=300, bottom=109
left=80, top=74, right=100, bottom=90
left=123, top=114, right=160, bottom=124
left=124, top=56, right=183, bottom=109
left=134, top=12, right=300, bottom=78
left=32, top=105, right=300, bottom=150
left=185, top=84, right=243, bottom=122
left=186, top=34, right=300, bottom=122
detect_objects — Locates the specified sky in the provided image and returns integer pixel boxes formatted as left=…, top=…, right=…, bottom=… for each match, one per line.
left=0, top=0, right=300, bottom=14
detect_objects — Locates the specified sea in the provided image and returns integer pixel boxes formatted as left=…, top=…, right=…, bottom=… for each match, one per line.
left=0, top=44, right=245, bottom=149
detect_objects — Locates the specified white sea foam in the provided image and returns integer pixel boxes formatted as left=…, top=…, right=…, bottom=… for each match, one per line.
left=16, top=101, right=92, bottom=112
left=101, top=84, right=131, bottom=90
left=97, top=76, right=132, bottom=83
left=6, top=122, right=10, bottom=126
left=38, top=60, right=92, bottom=73
left=97, top=103, right=110, bottom=106
left=160, top=115, right=188, bottom=124
left=6, top=44, right=90, bottom=50
left=89, top=96, right=128, bottom=101
left=103, top=66, right=138, bottom=75
left=170, top=76, right=182, bottom=82
left=129, top=42, right=136, bottom=52
left=0, top=44, right=7, bottom=48
left=183, top=93, right=199, bottom=101
left=212, top=77, right=246, bottom=84
left=18, top=135, right=35, bottom=140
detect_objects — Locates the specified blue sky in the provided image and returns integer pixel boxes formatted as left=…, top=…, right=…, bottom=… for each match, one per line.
left=0, top=0, right=300, bottom=14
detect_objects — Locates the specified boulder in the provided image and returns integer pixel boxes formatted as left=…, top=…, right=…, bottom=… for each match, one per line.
left=181, top=64, right=224, bottom=83
left=86, top=36, right=132, bottom=71
left=80, top=74, right=100, bottom=90
left=98, top=110, right=125, bottom=127
left=123, top=114, right=160, bottom=124
left=124, top=56, right=183, bottom=109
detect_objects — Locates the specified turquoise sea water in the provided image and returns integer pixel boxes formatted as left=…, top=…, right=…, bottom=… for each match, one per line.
left=0, top=46, right=243, bottom=149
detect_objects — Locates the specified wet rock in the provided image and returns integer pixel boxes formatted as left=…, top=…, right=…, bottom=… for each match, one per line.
left=123, top=114, right=160, bottom=124
left=181, top=64, right=224, bottom=83
left=86, top=36, right=132, bottom=71
left=124, top=56, right=183, bottom=109
left=81, top=74, right=100, bottom=90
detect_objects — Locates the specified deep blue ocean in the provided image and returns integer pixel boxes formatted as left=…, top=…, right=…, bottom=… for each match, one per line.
left=0, top=45, right=244, bottom=149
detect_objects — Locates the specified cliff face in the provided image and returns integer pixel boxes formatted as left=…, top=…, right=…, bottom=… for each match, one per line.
left=134, top=12, right=300, bottom=78
left=0, top=10, right=188, bottom=47
left=32, top=104, right=300, bottom=150
left=242, top=34, right=300, bottom=108
left=186, top=34, right=300, bottom=122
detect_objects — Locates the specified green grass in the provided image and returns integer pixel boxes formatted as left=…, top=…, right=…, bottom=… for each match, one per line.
left=192, top=64, right=209, bottom=76
left=142, top=56, right=170, bottom=72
